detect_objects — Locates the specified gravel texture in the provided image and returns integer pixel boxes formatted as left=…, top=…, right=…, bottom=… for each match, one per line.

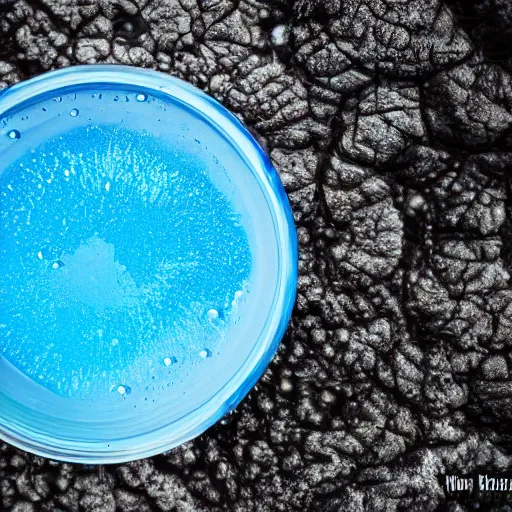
left=2, top=0, right=512, bottom=510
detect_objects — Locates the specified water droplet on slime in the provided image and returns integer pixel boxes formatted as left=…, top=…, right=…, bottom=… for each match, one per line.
left=199, top=349, right=212, bottom=359
left=163, top=356, right=177, bottom=366
left=207, top=309, right=218, bottom=320
left=117, top=385, right=131, bottom=396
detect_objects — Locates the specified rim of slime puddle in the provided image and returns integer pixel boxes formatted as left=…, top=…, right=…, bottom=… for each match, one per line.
left=0, top=65, right=298, bottom=463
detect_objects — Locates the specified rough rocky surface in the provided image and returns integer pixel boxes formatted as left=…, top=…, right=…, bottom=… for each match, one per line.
left=2, top=0, right=512, bottom=510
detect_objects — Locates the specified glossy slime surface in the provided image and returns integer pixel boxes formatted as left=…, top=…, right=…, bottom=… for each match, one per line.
left=0, top=121, right=252, bottom=401
left=0, top=67, right=297, bottom=463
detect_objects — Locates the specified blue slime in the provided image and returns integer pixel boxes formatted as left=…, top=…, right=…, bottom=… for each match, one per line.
left=0, top=124, right=251, bottom=400
left=0, top=66, right=297, bottom=463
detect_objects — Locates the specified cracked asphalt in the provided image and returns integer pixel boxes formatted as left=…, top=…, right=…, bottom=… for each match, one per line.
left=2, top=0, right=512, bottom=510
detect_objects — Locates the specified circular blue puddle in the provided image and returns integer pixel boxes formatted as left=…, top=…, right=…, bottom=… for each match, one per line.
left=0, top=65, right=297, bottom=463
